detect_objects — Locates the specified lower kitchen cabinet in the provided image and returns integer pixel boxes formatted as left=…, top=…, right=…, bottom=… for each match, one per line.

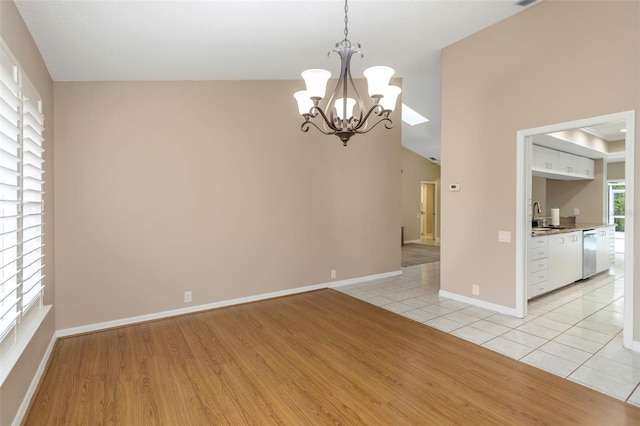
left=547, top=231, right=583, bottom=292
left=528, top=226, right=613, bottom=300
left=596, top=225, right=616, bottom=273
left=528, top=236, right=549, bottom=299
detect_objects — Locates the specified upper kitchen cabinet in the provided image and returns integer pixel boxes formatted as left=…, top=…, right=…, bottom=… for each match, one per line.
left=578, top=156, right=595, bottom=179
left=532, top=145, right=594, bottom=180
left=558, top=151, right=578, bottom=175
left=533, top=145, right=559, bottom=174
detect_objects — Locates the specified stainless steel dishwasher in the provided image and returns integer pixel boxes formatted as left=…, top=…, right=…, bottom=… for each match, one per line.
left=582, top=229, right=597, bottom=279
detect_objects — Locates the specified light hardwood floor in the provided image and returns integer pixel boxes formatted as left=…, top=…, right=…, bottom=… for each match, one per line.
left=24, top=289, right=640, bottom=424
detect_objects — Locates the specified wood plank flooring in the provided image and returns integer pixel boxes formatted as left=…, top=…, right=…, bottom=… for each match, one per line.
left=24, top=289, right=640, bottom=425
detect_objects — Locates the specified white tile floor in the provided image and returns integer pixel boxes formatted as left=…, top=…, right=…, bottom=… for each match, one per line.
left=337, top=254, right=640, bottom=405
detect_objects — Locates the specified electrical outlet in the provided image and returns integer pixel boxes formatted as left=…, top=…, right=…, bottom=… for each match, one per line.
left=498, top=231, right=511, bottom=243
left=574, top=208, right=580, bottom=215
left=184, top=291, right=192, bottom=303
left=331, top=269, right=337, bottom=279
left=472, top=285, right=480, bottom=296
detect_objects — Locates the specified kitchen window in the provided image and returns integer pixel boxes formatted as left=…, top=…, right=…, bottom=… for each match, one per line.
left=608, top=181, right=625, bottom=232
left=0, top=43, right=45, bottom=351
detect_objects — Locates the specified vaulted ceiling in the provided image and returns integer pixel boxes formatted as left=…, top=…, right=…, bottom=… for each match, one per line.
left=14, top=0, right=537, bottom=161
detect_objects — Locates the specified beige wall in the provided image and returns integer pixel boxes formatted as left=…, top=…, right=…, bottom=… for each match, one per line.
left=608, top=161, right=625, bottom=180
left=400, top=147, right=441, bottom=241
left=0, top=1, right=55, bottom=424
left=531, top=177, right=547, bottom=220
left=53, top=80, right=401, bottom=330
left=609, top=139, right=626, bottom=157
left=441, top=0, right=639, bottom=318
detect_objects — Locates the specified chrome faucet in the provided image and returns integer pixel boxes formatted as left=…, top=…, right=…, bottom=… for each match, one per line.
left=532, top=202, right=541, bottom=224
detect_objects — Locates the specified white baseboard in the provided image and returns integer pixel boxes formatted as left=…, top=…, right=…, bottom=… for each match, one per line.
left=404, top=239, right=421, bottom=244
left=328, top=270, right=402, bottom=288
left=12, top=333, right=57, bottom=426
left=57, top=270, right=402, bottom=338
left=438, top=290, right=518, bottom=317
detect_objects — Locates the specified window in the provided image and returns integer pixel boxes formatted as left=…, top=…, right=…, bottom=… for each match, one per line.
left=0, top=43, right=45, bottom=346
left=608, top=181, right=625, bottom=232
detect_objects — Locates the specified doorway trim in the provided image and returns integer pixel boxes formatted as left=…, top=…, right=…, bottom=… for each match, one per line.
left=515, top=110, right=636, bottom=350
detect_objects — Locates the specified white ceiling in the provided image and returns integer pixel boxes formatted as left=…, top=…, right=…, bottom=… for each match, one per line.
left=581, top=122, right=627, bottom=142
left=533, top=121, right=627, bottom=163
left=14, top=0, right=537, bottom=161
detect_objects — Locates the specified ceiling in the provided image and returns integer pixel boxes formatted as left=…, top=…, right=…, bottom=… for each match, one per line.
left=581, top=122, right=627, bottom=142
left=14, top=0, right=538, bottom=162
left=533, top=121, right=627, bottom=163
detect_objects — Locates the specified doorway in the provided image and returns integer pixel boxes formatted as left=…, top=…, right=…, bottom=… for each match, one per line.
left=516, top=110, right=635, bottom=350
left=420, top=182, right=437, bottom=242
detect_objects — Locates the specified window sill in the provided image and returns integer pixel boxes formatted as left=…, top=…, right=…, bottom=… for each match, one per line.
left=0, top=305, right=52, bottom=387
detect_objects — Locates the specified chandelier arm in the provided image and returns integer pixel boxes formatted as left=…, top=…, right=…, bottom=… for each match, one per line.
left=355, top=116, right=393, bottom=134
left=324, top=45, right=348, bottom=127
left=345, top=49, right=365, bottom=126
left=310, top=106, right=341, bottom=132
left=353, top=104, right=385, bottom=131
left=302, top=119, right=337, bottom=136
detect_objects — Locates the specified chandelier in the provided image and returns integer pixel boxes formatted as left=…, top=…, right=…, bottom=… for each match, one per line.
left=293, top=0, right=401, bottom=146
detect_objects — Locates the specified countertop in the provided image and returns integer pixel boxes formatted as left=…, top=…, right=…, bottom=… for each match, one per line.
left=531, top=223, right=611, bottom=237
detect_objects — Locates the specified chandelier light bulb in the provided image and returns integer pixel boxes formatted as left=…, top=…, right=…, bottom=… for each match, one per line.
left=334, top=98, right=357, bottom=120
left=379, top=86, right=402, bottom=112
left=293, top=91, right=314, bottom=115
left=363, top=66, right=395, bottom=98
left=301, top=69, right=332, bottom=100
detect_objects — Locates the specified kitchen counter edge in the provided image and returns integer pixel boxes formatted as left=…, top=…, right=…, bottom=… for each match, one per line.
left=531, top=223, right=612, bottom=237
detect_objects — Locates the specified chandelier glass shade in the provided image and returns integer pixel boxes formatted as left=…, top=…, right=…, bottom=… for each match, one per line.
left=293, top=1, right=401, bottom=146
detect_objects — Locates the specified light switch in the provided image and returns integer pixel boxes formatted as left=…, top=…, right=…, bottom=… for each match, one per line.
left=498, top=231, right=511, bottom=243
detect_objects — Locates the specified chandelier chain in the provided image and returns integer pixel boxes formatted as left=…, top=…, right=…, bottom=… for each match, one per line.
left=343, top=0, right=349, bottom=43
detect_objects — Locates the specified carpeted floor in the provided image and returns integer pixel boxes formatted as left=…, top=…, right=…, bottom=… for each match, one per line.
left=401, top=243, right=440, bottom=267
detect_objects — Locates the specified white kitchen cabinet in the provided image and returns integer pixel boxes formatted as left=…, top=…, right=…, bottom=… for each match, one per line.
left=558, top=152, right=578, bottom=175
left=532, top=145, right=558, bottom=173
left=528, top=236, right=549, bottom=299
left=596, top=225, right=615, bottom=273
left=532, top=145, right=594, bottom=180
left=548, top=231, right=583, bottom=291
left=578, top=157, right=595, bottom=179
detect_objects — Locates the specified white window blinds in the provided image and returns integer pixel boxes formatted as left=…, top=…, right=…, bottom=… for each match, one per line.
left=0, top=44, right=45, bottom=343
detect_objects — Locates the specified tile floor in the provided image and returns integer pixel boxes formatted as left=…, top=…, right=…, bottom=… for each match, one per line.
left=337, top=254, right=640, bottom=405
